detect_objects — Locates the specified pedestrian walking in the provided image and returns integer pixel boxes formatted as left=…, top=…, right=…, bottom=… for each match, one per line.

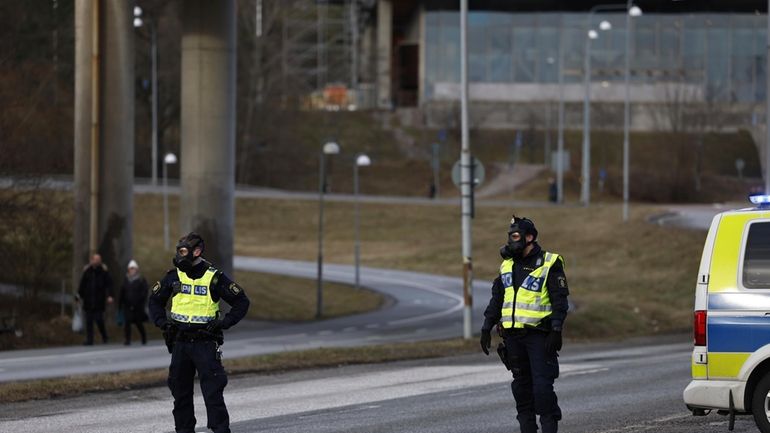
left=77, top=253, right=114, bottom=345
left=119, top=259, right=149, bottom=345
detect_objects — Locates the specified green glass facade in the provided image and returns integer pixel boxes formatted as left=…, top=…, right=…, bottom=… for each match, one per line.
left=424, top=11, right=767, bottom=103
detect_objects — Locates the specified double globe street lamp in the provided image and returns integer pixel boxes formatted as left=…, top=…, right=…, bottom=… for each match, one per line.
left=580, top=3, right=642, bottom=210
left=134, top=6, right=159, bottom=186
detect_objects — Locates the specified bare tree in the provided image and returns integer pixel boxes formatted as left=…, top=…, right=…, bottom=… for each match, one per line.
left=648, top=73, right=734, bottom=194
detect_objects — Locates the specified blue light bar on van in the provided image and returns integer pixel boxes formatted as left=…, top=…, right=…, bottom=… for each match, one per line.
left=749, top=194, right=770, bottom=205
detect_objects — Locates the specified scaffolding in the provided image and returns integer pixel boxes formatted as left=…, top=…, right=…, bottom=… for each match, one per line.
left=280, top=0, right=368, bottom=108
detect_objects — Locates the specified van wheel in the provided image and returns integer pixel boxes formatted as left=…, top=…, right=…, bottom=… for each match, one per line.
left=752, top=373, right=770, bottom=432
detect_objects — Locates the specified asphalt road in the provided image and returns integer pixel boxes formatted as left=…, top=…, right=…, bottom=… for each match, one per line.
left=0, top=258, right=491, bottom=382
left=652, top=203, right=742, bottom=231
left=1, top=175, right=558, bottom=208
left=0, top=336, right=755, bottom=433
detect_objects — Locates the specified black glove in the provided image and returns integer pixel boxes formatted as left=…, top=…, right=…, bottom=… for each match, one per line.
left=480, top=330, right=492, bottom=355
left=160, top=321, right=177, bottom=354
left=206, top=319, right=225, bottom=333
left=545, top=329, right=562, bottom=354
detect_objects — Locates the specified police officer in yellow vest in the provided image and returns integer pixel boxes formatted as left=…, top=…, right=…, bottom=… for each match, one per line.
left=149, top=232, right=250, bottom=433
left=480, top=216, right=569, bottom=433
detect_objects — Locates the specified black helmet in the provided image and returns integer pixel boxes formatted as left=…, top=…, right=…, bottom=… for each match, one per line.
left=508, top=215, right=538, bottom=240
left=177, top=232, right=205, bottom=254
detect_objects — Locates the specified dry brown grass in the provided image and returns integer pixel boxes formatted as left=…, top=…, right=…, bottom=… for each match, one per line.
left=132, top=195, right=384, bottom=322
left=224, top=195, right=705, bottom=340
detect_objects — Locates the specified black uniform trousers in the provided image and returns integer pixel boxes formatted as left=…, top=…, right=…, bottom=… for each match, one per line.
left=504, top=329, right=561, bottom=433
left=168, top=338, right=229, bottom=433
left=123, top=319, right=147, bottom=345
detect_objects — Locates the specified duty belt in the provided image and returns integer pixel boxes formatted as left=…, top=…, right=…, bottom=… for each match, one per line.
left=174, top=329, right=220, bottom=343
left=502, top=327, right=547, bottom=336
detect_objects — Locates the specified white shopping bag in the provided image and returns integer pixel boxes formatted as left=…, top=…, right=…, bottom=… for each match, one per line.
left=72, top=307, right=83, bottom=333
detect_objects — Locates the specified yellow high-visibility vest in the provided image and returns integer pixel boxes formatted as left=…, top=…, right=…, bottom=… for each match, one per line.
left=169, top=267, right=220, bottom=324
left=500, top=252, right=563, bottom=329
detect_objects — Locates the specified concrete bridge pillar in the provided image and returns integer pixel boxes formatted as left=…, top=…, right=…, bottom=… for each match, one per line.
left=73, top=0, right=134, bottom=287
left=376, top=0, right=392, bottom=109
left=179, top=0, right=236, bottom=275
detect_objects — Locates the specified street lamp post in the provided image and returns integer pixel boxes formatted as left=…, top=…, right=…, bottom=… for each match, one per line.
left=460, top=0, right=473, bottom=340
left=623, top=3, right=642, bottom=221
left=582, top=27, right=599, bottom=206
left=134, top=7, right=159, bottom=186
left=581, top=15, right=612, bottom=207
left=579, top=4, right=641, bottom=210
left=316, top=141, right=340, bottom=319
left=557, top=18, right=565, bottom=203
left=765, top=0, right=770, bottom=195
left=162, top=152, right=177, bottom=250
left=353, top=154, right=371, bottom=289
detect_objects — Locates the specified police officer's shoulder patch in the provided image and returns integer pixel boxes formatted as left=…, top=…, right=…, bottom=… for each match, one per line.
left=152, top=281, right=161, bottom=294
left=558, top=276, right=568, bottom=289
left=229, top=282, right=242, bottom=296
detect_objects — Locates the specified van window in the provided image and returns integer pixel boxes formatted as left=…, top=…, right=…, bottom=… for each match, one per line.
left=744, top=222, right=770, bottom=289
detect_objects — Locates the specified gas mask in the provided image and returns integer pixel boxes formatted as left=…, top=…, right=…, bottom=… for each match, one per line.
left=172, top=233, right=204, bottom=272
left=505, top=232, right=529, bottom=258
left=173, top=245, right=195, bottom=272
left=500, top=216, right=537, bottom=260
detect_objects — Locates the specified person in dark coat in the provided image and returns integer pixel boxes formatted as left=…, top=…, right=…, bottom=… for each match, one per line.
left=119, top=259, right=149, bottom=345
left=77, top=253, right=114, bottom=345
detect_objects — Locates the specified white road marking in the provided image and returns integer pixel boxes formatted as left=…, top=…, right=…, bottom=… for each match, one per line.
left=0, top=362, right=602, bottom=433
left=561, top=367, right=609, bottom=377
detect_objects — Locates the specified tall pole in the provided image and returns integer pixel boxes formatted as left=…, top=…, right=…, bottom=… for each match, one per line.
left=163, top=160, right=169, bottom=250
left=150, top=19, right=158, bottom=186
left=89, top=0, right=100, bottom=255
left=354, top=161, right=361, bottom=289
left=460, top=0, right=472, bottom=340
left=623, top=1, right=633, bottom=220
left=581, top=27, right=593, bottom=206
left=545, top=101, right=552, bottom=166
left=557, top=17, right=565, bottom=204
left=432, top=142, right=441, bottom=198
left=350, top=0, right=358, bottom=92
left=316, top=152, right=326, bottom=319
left=766, top=0, right=770, bottom=195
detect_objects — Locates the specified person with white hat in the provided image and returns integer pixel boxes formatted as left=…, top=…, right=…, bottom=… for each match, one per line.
left=119, top=259, right=149, bottom=345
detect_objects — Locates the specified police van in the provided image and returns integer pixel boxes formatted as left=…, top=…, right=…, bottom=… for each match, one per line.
left=684, top=195, right=770, bottom=431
